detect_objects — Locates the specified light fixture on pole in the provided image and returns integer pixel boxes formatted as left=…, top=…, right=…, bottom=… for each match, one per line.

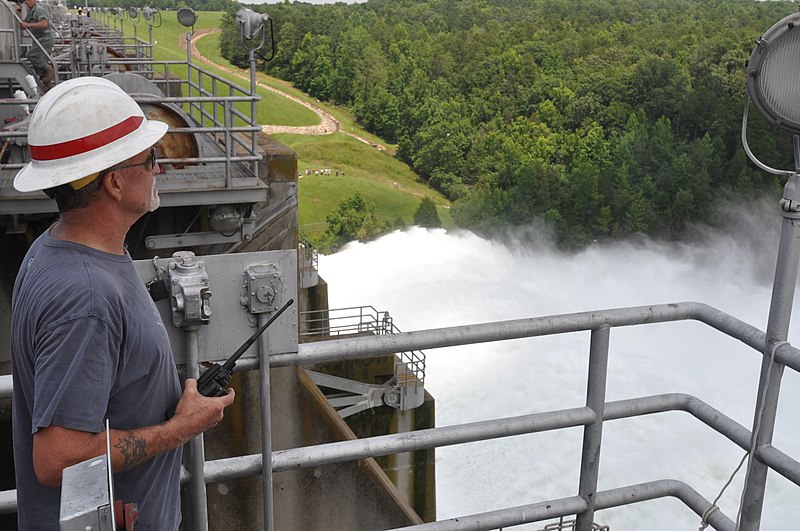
left=743, top=11, right=800, bottom=177
left=747, top=13, right=800, bottom=136
left=143, top=7, right=158, bottom=23
left=236, top=9, right=270, bottom=41
left=177, top=6, right=197, bottom=29
left=235, top=8, right=275, bottom=61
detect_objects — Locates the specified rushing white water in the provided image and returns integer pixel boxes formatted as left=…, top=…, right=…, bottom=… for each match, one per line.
left=318, top=200, right=800, bottom=530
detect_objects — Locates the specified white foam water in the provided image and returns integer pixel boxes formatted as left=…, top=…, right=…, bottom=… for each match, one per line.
left=318, top=208, right=800, bottom=530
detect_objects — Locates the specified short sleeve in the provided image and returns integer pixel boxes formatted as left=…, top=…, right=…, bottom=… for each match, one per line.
left=30, top=5, right=46, bottom=22
left=31, top=315, right=121, bottom=435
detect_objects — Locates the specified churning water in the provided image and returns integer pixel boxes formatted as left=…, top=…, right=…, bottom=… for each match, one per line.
left=318, top=199, right=800, bottom=530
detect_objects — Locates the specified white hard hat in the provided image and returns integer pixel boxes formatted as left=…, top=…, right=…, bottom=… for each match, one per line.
left=13, top=76, right=168, bottom=193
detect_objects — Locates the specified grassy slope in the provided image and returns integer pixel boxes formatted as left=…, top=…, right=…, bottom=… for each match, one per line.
left=140, top=13, right=317, bottom=127
left=287, top=134, right=452, bottom=230
left=123, top=12, right=451, bottom=235
left=192, top=32, right=318, bottom=127
left=195, top=31, right=395, bottom=152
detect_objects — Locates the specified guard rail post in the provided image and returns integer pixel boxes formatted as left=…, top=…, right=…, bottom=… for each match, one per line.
left=576, top=325, right=610, bottom=531
left=258, top=312, right=276, bottom=531
left=739, top=167, right=800, bottom=530
left=185, top=328, right=210, bottom=531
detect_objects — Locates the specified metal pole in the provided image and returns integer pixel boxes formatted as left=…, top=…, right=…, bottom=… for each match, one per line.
left=258, top=312, right=275, bottom=531
left=185, top=328, right=210, bottom=531
left=249, top=49, right=259, bottom=180
left=576, top=326, right=610, bottom=531
left=738, top=169, right=800, bottom=530
left=224, top=100, right=232, bottom=188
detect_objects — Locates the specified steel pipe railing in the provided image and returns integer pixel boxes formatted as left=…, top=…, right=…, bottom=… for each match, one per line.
left=259, top=302, right=768, bottom=370
left=185, top=392, right=795, bottom=485
left=4, top=300, right=800, bottom=530
left=388, top=480, right=736, bottom=531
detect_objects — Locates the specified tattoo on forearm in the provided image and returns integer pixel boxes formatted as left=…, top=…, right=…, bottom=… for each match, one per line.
left=114, top=432, right=147, bottom=469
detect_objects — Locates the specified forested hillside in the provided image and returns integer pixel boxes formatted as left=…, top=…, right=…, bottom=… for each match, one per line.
left=221, top=0, right=797, bottom=246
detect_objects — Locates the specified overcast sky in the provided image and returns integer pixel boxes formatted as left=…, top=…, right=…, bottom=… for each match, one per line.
left=244, top=0, right=367, bottom=4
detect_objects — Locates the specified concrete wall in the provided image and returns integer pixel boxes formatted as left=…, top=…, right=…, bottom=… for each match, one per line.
left=199, top=134, right=428, bottom=529
left=201, top=364, right=423, bottom=531
left=310, top=356, right=437, bottom=523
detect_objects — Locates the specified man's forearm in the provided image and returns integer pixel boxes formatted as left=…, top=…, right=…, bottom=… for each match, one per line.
left=33, top=419, right=195, bottom=487
left=108, top=418, right=197, bottom=472
left=32, top=380, right=234, bottom=487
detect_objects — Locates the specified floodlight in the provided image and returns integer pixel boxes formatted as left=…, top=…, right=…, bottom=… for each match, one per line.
left=177, top=6, right=197, bottom=28
left=143, top=7, right=157, bottom=22
left=743, top=12, right=800, bottom=177
left=236, top=8, right=270, bottom=41
left=128, top=7, right=138, bottom=19
left=747, top=12, right=800, bottom=135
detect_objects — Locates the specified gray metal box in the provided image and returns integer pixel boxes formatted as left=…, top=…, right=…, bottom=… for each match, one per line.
left=59, top=456, right=113, bottom=531
left=133, top=250, right=298, bottom=364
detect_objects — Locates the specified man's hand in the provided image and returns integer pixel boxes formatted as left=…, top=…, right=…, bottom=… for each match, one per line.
left=170, top=378, right=235, bottom=442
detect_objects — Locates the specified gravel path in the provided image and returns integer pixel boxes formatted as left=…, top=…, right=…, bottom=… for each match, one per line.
left=186, top=29, right=387, bottom=151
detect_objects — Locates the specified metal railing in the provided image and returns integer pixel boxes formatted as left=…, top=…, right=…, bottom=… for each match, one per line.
left=1, top=301, right=800, bottom=530
left=539, top=517, right=609, bottom=531
left=301, top=305, right=426, bottom=386
left=1, top=1, right=59, bottom=81
left=0, top=8, right=261, bottom=184
left=257, top=301, right=796, bottom=531
left=0, top=48, right=262, bottom=193
left=301, top=304, right=387, bottom=337
left=299, top=234, right=319, bottom=277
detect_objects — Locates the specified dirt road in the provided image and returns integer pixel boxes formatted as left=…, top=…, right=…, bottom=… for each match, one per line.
left=187, top=29, right=386, bottom=150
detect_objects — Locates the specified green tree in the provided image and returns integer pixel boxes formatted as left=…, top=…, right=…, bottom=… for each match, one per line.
left=323, top=193, right=387, bottom=252
left=413, top=197, right=441, bottom=228
left=215, top=0, right=797, bottom=247
left=218, top=9, right=250, bottom=69
left=291, top=33, right=335, bottom=100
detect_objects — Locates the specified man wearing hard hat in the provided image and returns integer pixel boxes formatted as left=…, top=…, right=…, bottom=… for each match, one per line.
left=10, top=77, right=235, bottom=530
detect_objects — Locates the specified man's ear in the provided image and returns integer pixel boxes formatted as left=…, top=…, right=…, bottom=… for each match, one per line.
left=101, top=170, right=124, bottom=202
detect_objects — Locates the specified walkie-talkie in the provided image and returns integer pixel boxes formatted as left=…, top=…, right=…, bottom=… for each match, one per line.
left=196, top=298, right=294, bottom=397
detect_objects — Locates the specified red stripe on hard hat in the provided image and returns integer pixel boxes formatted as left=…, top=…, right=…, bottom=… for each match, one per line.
left=28, top=115, right=144, bottom=161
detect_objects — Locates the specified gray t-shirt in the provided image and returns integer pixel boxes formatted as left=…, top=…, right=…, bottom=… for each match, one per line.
left=11, top=229, right=182, bottom=531
left=25, top=2, right=53, bottom=49
left=24, top=3, right=53, bottom=47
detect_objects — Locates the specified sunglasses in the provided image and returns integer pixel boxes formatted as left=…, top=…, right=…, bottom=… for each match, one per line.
left=114, top=147, right=158, bottom=172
